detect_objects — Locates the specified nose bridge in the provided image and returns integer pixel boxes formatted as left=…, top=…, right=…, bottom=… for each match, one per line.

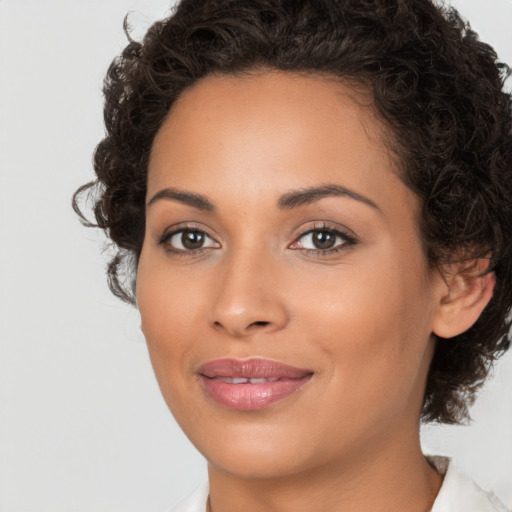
left=210, top=241, right=288, bottom=338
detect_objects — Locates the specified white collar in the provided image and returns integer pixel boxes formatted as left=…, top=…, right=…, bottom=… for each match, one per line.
left=428, top=455, right=509, bottom=512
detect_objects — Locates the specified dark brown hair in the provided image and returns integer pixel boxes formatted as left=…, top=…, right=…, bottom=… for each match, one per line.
left=74, top=0, right=512, bottom=424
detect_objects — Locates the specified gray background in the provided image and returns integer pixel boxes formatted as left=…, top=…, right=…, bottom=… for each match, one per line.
left=0, top=1, right=511, bottom=510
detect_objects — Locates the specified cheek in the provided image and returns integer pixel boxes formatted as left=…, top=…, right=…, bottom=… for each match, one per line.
left=136, top=252, right=203, bottom=385
left=137, top=240, right=208, bottom=331
left=300, top=255, right=433, bottom=399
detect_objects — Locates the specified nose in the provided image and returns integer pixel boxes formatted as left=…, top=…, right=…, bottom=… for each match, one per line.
left=209, top=249, right=289, bottom=338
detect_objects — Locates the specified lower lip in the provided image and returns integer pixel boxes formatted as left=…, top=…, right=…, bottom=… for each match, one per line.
left=200, top=375, right=312, bottom=411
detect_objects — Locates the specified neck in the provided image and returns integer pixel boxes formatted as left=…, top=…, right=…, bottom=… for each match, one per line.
left=206, top=425, right=443, bottom=512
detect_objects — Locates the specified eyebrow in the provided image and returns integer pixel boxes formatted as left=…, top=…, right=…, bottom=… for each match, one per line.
left=277, top=184, right=380, bottom=211
left=147, top=188, right=215, bottom=211
left=147, top=184, right=380, bottom=212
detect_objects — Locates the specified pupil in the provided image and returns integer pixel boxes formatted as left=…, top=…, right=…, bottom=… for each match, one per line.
left=182, top=230, right=204, bottom=250
left=313, top=231, right=335, bottom=249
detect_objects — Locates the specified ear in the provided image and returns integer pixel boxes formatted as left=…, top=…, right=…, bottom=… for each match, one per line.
left=432, top=258, right=495, bottom=339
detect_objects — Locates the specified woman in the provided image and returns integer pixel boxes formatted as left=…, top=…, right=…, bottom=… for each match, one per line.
left=74, top=0, right=512, bottom=510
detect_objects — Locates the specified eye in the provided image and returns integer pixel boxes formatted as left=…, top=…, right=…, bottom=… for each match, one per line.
left=290, top=224, right=357, bottom=255
left=159, top=226, right=220, bottom=254
left=157, top=223, right=355, bottom=257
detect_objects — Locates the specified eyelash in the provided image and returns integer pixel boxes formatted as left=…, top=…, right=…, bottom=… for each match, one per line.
left=157, top=222, right=357, bottom=258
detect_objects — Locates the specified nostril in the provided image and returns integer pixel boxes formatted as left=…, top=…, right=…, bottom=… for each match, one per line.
left=212, top=319, right=272, bottom=336
left=250, top=321, right=270, bottom=328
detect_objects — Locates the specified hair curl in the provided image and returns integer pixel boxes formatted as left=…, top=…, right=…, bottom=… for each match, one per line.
left=74, top=0, right=512, bottom=424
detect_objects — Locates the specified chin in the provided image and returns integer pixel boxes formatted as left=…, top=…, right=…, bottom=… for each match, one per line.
left=207, top=447, right=311, bottom=480
left=185, top=419, right=328, bottom=480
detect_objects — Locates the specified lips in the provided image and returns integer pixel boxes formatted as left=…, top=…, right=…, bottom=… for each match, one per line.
left=197, top=358, right=313, bottom=410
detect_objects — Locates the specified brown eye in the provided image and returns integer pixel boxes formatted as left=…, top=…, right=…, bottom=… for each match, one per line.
left=181, top=229, right=205, bottom=250
left=160, top=227, right=220, bottom=253
left=290, top=226, right=357, bottom=256
left=311, top=230, right=336, bottom=249
left=298, top=229, right=344, bottom=250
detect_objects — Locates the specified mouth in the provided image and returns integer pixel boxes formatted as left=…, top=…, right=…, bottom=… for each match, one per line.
left=197, top=358, right=313, bottom=411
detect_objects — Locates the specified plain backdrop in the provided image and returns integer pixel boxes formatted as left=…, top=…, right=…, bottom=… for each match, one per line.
left=0, top=1, right=511, bottom=511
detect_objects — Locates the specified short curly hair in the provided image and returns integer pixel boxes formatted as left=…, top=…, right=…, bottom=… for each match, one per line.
left=74, top=0, right=512, bottom=424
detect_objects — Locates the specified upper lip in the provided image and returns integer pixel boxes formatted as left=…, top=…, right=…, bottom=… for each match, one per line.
left=198, top=358, right=313, bottom=379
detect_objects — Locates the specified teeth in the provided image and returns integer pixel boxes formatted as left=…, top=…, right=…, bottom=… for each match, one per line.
left=214, top=377, right=280, bottom=384
left=215, top=377, right=248, bottom=384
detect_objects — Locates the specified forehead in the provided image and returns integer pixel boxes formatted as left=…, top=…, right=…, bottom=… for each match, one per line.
left=148, top=71, right=414, bottom=219
left=153, top=71, right=386, bottom=152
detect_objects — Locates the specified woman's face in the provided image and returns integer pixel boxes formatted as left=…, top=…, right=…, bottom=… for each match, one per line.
left=137, top=71, right=445, bottom=478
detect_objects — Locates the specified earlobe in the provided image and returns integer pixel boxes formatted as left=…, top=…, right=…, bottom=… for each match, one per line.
left=432, top=259, right=495, bottom=339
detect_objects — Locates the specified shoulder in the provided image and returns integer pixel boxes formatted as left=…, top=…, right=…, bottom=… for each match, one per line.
left=167, top=482, right=209, bottom=512
left=429, top=456, right=510, bottom=512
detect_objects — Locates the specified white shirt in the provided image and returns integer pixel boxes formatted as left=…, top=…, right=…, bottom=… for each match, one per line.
left=168, top=457, right=509, bottom=512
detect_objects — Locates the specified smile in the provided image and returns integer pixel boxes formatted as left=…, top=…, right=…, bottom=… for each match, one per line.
left=197, top=358, right=313, bottom=411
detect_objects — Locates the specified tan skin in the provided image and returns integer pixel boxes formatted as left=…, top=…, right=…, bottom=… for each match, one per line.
left=137, top=71, right=494, bottom=512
